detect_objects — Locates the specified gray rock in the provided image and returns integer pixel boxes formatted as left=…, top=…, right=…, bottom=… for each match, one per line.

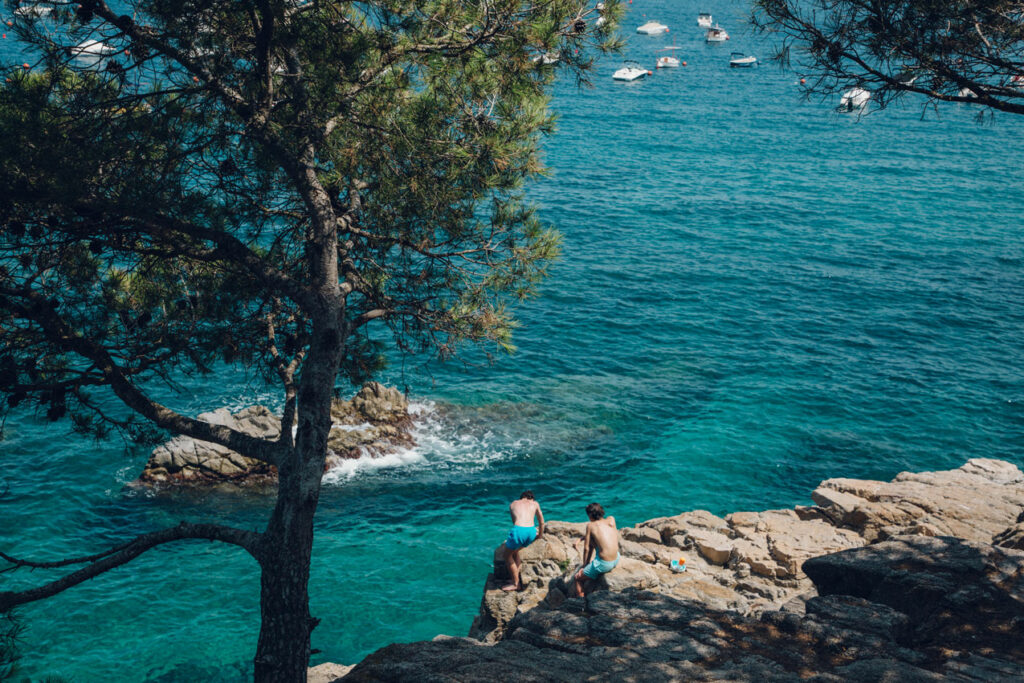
left=136, top=383, right=415, bottom=487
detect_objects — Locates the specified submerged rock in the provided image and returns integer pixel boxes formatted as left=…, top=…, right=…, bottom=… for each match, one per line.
left=135, top=382, right=415, bottom=487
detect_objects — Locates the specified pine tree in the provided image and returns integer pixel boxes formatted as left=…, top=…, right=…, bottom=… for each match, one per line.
left=0, top=1, right=622, bottom=679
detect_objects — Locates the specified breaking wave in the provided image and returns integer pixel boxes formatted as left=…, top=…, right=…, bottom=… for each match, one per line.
left=320, top=400, right=527, bottom=484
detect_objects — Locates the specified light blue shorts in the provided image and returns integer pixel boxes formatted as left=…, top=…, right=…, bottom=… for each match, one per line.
left=582, top=553, right=620, bottom=579
left=505, top=525, right=537, bottom=551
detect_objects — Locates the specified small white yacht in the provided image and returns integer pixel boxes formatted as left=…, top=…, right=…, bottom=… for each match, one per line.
left=697, top=13, right=713, bottom=28
left=613, top=60, right=650, bottom=81
left=729, top=52, right=757, bottom=67
left=838, top=87, right=871, bottom=111
left=656, top=44, right=682, bottom=68
left=14, top=4, right=52, bottom=17
left=71, top=39, right=119, bottom=58
left=636, top=21, right=669, bottom=35
left=705, top=25, right=729, bottom=42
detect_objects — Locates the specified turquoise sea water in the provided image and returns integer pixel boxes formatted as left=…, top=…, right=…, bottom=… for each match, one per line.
left=3, top=1, right=1024, bottom=680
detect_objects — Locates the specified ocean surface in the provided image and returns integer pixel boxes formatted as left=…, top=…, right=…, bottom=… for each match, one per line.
left=3, top=1, right=1024, bottom=680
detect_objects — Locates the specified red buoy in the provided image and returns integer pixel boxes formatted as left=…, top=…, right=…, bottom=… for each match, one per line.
left=22, top=63, right=30, bottom=69
left=682, top=61, right=687, bottom=66
left=192, top=76, right=199, bottom=83
left=800, top=78, right=806, bottom=84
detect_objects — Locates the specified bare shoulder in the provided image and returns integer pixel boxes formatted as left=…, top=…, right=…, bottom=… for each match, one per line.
left=606, top=516, right=617, bottom=529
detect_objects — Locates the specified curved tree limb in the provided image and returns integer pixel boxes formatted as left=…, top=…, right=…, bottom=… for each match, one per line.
left=0, top=522, right=260, bottom=612
left=0, top=286, right=289, bottom=466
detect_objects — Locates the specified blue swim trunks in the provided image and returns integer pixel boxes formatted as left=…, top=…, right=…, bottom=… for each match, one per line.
left=505, top=525, right=537, bottom=551
left=582, top=553, right=620, bottom=579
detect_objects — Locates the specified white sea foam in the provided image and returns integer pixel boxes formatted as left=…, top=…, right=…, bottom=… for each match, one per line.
left=321, top=399, right=523, bottom=484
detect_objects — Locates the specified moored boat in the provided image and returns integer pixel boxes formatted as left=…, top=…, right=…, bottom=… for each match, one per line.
left=636, top=21, right=669, bottom=35
left=705, top=25, right=729, bottom=42
left=729, top=52, right=757, bottom=67
left=838, top=87, right=871, bottom=111
left=697, top=13, right=712, bottom=28
left=613, top=60, right=651, bottom=81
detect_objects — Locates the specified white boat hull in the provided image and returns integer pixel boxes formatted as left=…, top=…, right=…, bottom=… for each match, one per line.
left=729, top=57, right=757, bottom=67
left=656, top=57, right=680, bottom=69
left=613, top=68, right=648, bottom=81
left=637, top=22, right=669, bottom=35
left=838, top=87, right=871, bottom=111
left=705, top=28, right=729, bottom=42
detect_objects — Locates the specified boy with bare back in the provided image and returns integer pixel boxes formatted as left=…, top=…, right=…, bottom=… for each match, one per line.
left=501, top=491, right=545, bottom=592
left=573, top=502, right=619, bottom=597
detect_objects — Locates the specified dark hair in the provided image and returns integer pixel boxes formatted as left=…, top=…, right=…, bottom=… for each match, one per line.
left=520, top=491, right=534, bottom=500
left=586, top=503, right=604, bottom=520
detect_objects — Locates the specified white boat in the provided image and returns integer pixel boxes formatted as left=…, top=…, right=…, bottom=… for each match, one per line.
left=1011, top=74, right=1024, bottom=88
left=613, top=60, right=650, bottom=81
left=71, top=39, right=119, bottom=58
left=838, top=87, right=871, bottom=111
left=705, top=25, right=729, bottom=42
left=656, top=44, right=682, bottom=69
left=957, top=86, right=978, bottom=99
left=14, top=4, right=52, bottom=17
left=697, top=13, right=712, bottom=28
left=729, top=52, right=757, bottom=67
left=532, top=52, right=559, bottom=65
left=636, top=21, right=669, bottom=35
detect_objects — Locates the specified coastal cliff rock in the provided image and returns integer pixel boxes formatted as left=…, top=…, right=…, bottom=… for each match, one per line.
left=135, top=382, right=414, bottom=486
left=342, top=536, right=1024, bottom=681
left=330, top=459, right=1024, bottom=681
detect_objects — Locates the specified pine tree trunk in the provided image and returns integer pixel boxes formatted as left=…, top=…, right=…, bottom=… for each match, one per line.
left=253, top=518, right=316, bottom=683
left=252, top=317, right=340, bottom=682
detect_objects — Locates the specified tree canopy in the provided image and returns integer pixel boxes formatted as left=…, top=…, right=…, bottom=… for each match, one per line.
left=0, top=0, right=621, bottom=679
left=752, top=0, right=1024, bottom=115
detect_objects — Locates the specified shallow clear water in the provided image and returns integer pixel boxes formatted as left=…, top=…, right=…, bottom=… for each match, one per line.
left=3, top=1, right=1024, bottom=680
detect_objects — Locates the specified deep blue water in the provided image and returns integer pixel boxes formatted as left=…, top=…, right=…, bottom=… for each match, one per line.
left=3, top=0, right=1024, bottom=680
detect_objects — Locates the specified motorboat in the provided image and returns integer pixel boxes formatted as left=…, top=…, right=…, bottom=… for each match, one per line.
left=532, top=52, right=560, bottom=65
left=837, top=87, right=870, bottom=111
left=71, top=39, right=119, bottom=59
left=613, top=60, right=650, bottom=81
left=697, top=13, right=712, bottom=28
left=1011, top=74, right=1024, bottom=88
left=14, top=4, right=52, bottom=17
left=957, top=86, right=978, bottom=99
left=636, top=21, right=669, bottom=35
left=729, top=52, right=757, bottom=67
left=705, top=25, right=729, bottom=42
left=656, top=43, right=682, bottom=68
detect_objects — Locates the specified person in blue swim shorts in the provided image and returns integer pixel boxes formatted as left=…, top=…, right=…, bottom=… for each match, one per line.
left=573, top=502, right=620, bottom=597
left=501, top=491, right=545, bottom=591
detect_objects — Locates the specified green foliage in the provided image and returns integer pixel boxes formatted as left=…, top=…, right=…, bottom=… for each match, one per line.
left=0, top=2, right=621, bottom=427
left=752, top=0, right=1024, bottom=116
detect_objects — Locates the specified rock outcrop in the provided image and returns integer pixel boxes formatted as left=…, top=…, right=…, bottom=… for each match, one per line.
left=344, top=536, right=1024, bottom=681
left=135, top=382, right=414, bottom=487
left=325, top=459, right=1024, bottom=681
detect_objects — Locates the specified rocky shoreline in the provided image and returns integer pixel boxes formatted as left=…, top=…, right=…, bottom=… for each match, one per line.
left=320, top=458, right=1024, bottom=681
left=134, top=382, right=415, bottom=487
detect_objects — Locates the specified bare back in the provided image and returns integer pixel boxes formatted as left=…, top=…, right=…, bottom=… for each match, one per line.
left=510, top=498, right=540, bottom=527
left=588, top=516, right=619, bottom=561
